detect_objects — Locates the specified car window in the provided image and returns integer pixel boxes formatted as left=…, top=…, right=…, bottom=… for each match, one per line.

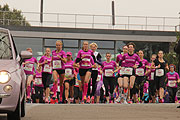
left=0, top=30, right=13, bottom=59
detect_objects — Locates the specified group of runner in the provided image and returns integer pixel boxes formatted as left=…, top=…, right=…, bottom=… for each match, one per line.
left=23, top=40, right=180, bottom=104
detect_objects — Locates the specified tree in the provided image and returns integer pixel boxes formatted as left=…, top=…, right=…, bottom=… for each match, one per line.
left=0, top=4, right=30, bottom=26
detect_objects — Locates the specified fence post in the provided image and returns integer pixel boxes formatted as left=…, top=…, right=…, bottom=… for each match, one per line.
left=128, top=16, right=130, bottom=30
left=163, top=17, right=165, bottom=31
left=92, top=15, right=95, bottom=28
left=145, top=17, right=148, bottom=30
left=57, top=13, right=60, bottom=27
left=75, top=14, right=77, bottom=28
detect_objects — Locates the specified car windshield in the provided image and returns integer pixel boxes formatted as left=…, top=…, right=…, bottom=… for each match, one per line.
left=0, top=30, right=12, bottom=59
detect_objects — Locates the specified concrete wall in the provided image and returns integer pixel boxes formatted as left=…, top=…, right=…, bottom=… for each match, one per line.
left=0, top=25, right=177, bottom=43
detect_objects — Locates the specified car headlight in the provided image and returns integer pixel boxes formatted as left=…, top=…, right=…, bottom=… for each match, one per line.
left=0, top=71, right=11, bottom=84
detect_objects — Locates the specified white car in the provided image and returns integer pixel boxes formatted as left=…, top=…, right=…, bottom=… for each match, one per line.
left=0, top=27, right=32, bottom=120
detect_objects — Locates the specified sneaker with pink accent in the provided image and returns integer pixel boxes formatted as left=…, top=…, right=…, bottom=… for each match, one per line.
left=128, top=100, right=133, bottom=104
left=45, top=98, right=49, bottom=104
left=91, top=96, right=95, bottom=104
left=86, top=96, right=90, bottom=103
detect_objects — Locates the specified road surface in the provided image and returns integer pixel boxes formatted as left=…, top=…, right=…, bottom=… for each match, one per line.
left=0, top=103, right=180, bottom=120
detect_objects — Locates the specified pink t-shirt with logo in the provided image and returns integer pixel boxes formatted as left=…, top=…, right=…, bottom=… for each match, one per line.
left=102, top=61, right=117, bottom=77
left=166, top=72, right=179, bottom=88
left=147, top=63, right=156, bottom=81
left=39, top=56, right=52, bottom=74
left=76, top=49, right=95, bottom=69
left=24, top=57, right=37, bottom=75
left=135, top=59, right=149, bottom=76
left=34, top=71, right=44, bottom=87
left=121, top=53, right=141, bottom=67
left=65, top=60, right=74, bottom=79
left=52, top=50, right=66, bottom=70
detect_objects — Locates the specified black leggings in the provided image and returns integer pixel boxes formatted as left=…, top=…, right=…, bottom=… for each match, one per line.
left=132, top=76, right=146, bottom=100
left=35, top=86, right=43, bottom=103
left=103, top=76, right=115, bottom=98
left=149, top=80, right=156, bottom=100
left=42, top=72, right=52, bottom=89
left=74, top=86, right=82, bottom=100
left=87, top=70, right=98, bottom=97
left=167, top=87, right=177, bottom=103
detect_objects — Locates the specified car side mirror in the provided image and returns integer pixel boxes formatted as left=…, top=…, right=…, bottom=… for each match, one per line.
left=20, top=51, right=32, bottom=59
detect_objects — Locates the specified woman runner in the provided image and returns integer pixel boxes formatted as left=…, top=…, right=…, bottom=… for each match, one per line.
left=39, top=48, right=52, bottom=103
left=154, top=50, right=169, bottom=103
left=23, top=48, right=38, bottom=102
left=75, top=41, right=97, bottom=103
left=102, top=52, right=119, bottom=103
left=52, top=40, right=67, bottom=103
left=119, top=42, right=142, bottom=104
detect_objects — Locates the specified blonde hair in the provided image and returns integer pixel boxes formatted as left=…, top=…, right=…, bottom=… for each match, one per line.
left=90, top=42, right=98, bottom=48
left=56, top=40, right=63, bottom=45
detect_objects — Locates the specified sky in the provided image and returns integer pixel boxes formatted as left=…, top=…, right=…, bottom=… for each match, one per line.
left=0, top=0, right=180, bottom=17
left=0, top=0, right=180, bottom=30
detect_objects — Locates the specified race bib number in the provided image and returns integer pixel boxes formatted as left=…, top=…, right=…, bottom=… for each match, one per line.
left=35, top=78, right=42, bottom=85
left=97, top=75, right=101, bottom=82
left=120, top=67, right=125, bottom=75
left=53, top=60, right=62, bottom=69
left=136, top=68, right=144, bottom=76
left=168, top=81, right=176, bottom=87
left=124, top=68, right=133, bottom=75
left=57, top=86, right=60, bottom=92
left=75, top=79, right=79, bottom=86
left=65, top=69, right=73, bottom=79
left=44, top=64, right=52, bottom=73
left=82, top=58, right=90, bottom=67
left=24, top=63, right=33, bottom=72
left=156, top=69, right=164, bottom=77
left=105, top=69, right=113, bottom=77
left=151, top=72, right=154, bottom=80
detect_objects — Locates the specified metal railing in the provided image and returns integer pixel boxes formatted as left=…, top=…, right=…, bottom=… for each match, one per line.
left=0, top=11, right=180, bottom=31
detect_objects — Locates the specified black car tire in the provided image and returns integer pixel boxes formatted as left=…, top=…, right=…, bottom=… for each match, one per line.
left=7, top=95, right=21, bottom=120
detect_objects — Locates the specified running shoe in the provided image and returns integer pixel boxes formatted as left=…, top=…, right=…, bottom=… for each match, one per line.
left=116, top=97, right=121, bottom=103
left=128, top=100, right=133, bottom=104
left=52, top=94, right=57, bottom=100
left=91, top=96, right=95, bottom=104
left=58, top=97, right=63, bottom=104
left=105, top=101, right=109, bottom=104
left=45, top=98, right=49, bottom=104
left=26, top=98, right=31, bottom=103
left=70, top=98, right=74, bottom=103
left=156, top=97, right=159, bottom=103
left=64, top=99, right=68, bottom=104
left=86, top=96, right=90, bottom=103
left=123, top=100, right=128, bottom=104
left=81, top=100, right=85, bottom=104
left=159, top=99, right=163, bottom=103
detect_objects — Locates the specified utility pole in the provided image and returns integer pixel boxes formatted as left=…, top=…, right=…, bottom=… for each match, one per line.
left=40, top=0, right=43, bottom=24
left=112, top=0, right=115, bottom=26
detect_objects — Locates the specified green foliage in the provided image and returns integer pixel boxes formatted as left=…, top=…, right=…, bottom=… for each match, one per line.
left=0, top=4, right=30, bottom=26
left=164, top=52, right=179, bottom=71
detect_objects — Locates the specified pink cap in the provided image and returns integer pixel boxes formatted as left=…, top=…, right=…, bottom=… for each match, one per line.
left=66, top=52, right=72, bottom=56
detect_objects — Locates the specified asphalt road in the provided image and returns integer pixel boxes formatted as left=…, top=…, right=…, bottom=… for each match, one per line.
left=0, top=103, right=180, bottom=120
